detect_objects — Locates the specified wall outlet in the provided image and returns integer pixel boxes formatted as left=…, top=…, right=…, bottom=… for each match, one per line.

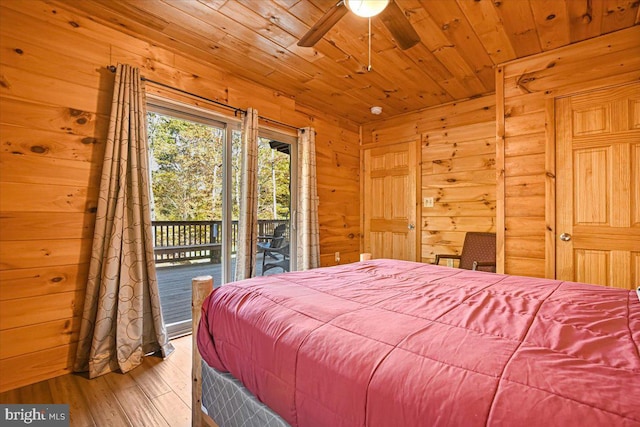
left=335, top=251, right=340, bottom=264
left=423, top=197, right=434, bottom=208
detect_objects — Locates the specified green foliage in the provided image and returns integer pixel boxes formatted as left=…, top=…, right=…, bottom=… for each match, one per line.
left=148, top=112, right=291, bottom=221
left=257, top=139, right=290, bottom=220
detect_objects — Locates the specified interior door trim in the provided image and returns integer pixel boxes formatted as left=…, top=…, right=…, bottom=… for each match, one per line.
left=550, top=81, right=639, bottom=282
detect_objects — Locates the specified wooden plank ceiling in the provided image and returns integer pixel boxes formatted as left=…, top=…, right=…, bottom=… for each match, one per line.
left=51, top=0, right=639, bottom=123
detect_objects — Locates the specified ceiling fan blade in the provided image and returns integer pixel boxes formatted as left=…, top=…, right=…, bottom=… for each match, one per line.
left=298, top=1, right=349, bottom=47
left=380, top=0, right=421, bottom=50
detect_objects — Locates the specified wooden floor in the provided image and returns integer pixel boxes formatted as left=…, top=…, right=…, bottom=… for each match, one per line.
left=157, top=253, right=285, bottom=325
left=0, top=335, right=193, bottom=427
left=0, top=256, right=286, bottom=426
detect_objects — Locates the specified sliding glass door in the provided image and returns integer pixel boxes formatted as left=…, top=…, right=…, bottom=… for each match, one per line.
left=147, top=98, right=239, bottom=337
left=146, top=98, right=297, bottom=337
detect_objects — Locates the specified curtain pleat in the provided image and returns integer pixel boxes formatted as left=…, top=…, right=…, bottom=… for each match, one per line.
left=296, top=127, right=320, bottom=270
left=234, top=108, right=259, bottom=280
left=74, top=64, right=173, bottom=378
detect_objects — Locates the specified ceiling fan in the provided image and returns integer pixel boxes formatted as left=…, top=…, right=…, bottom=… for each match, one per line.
left=298, top=0, right=421, bottom=50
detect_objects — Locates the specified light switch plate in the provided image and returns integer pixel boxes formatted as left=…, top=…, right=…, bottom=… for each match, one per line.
left=423, top=197, right=434, bottom=208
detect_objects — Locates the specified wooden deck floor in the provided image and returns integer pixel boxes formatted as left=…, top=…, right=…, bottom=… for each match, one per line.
left=157, top=253, right=283, bottom=325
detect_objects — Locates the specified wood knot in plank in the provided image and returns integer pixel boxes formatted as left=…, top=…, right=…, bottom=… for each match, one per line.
left=516, top=73, right=536, bottom=93
left=30, top=145, right=48, bottom=154
left=68, top=108, right=92, bottom=125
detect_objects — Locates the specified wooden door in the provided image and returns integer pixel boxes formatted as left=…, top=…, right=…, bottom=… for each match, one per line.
left=556, top=82, right=640, bottom=289
left=363, top=141, right=418, bottom=261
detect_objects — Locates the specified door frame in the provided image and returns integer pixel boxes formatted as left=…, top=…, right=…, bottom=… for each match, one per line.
left=547, top=81, right=638, bottom=281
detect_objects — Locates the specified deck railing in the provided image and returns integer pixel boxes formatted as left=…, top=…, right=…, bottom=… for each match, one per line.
left=152, top=219, right=289, bottom=264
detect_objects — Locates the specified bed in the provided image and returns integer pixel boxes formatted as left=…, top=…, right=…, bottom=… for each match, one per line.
left=191, top=259, right=640, bottom=427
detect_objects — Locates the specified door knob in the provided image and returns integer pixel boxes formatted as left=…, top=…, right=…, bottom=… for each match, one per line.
left=408, top=223, right=415, bottom=230
left=560, top=233, right=572, bottom=241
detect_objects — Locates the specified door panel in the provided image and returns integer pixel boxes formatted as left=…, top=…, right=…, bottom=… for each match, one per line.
left=573, top=147, right=609, bottom=224
left=556, top=82, right=640, bottom=289
left=574, top=249, right=609, bottom=285
left=363, top=142, right=418, bottom=261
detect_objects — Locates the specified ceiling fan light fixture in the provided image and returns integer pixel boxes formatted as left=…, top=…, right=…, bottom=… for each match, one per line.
left=345, top=0, right=390, bottom=18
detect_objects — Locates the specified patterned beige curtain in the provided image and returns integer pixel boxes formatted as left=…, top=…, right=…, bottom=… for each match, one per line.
left=74, top=64, right=173, bottom=378
left=234, top=108, right=259, bottom=280
left=296, top=127, right=320, bottom=270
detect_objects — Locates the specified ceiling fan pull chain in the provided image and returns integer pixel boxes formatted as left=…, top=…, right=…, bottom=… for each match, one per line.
left=368, top=17, right=372, bottom=72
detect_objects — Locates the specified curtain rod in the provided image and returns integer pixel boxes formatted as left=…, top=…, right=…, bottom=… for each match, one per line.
left=106, top=65, right=299, bottom=131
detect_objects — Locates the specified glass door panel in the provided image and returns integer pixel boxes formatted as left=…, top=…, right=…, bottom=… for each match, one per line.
left=147, top=105, right=234, bottom=338
left=255, top=134, right=293, bottom=276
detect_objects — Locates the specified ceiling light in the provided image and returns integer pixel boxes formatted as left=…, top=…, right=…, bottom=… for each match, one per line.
left=371, top=106, right=382, bottom=115
left=346, top=0, right=390, bottom=18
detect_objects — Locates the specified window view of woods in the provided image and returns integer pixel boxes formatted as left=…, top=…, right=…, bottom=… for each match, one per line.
left=147, top=112, right=229, bottom=221
left=257, top=141, right=291, bottom=220
left=147, top=112, right=291, bottom=223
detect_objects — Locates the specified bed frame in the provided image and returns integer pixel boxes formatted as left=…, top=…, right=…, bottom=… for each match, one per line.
left=191, top=275, right=216, bottom=427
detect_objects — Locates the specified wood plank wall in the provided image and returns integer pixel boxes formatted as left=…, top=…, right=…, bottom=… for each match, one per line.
left=362, top=95, right=496, bottom=263
left=0, top=1, right=360, bottom=392
left=497, top=26, right=640, bottom=278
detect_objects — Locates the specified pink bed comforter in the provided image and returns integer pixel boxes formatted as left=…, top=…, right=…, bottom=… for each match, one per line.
left=198, top=259, right=640, bottom=426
